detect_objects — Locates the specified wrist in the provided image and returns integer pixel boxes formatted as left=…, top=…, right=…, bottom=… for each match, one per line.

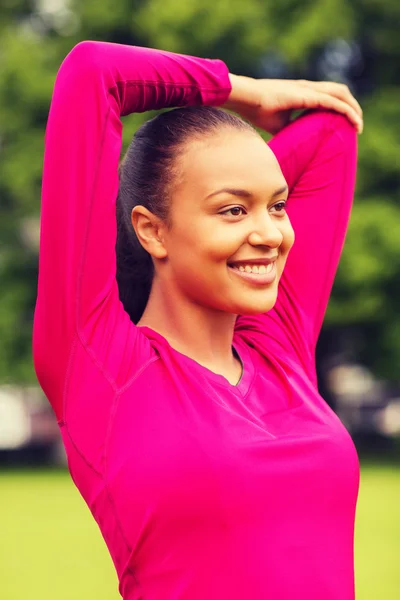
left=223, top=74, right=260, bottom=112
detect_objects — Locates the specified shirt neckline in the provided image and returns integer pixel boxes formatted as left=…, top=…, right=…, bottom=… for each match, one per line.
left=137, top=326, right=255, bottom=396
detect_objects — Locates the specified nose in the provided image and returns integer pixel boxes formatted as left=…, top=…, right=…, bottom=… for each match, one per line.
left=247, top=214, right=283, bottom=248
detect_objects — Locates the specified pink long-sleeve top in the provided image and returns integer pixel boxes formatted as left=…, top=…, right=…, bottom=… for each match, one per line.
left=33, top=41, right=360, bottom=599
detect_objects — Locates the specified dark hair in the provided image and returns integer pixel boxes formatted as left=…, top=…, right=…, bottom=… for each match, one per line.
left=116, top=105, right=256, bottom=324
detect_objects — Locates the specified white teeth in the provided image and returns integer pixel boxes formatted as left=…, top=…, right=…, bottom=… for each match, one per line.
left=231, top=262, right=275, bottom=274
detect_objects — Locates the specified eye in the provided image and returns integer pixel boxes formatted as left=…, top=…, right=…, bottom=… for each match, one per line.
left=219, top=206, right=247, bottom=217
left=270, top=200, right=287, bottom=214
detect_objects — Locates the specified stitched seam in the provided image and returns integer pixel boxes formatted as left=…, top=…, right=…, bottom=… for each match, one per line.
left=76, top=329, right=160, bottom=393
left=65, top=338, right=159, bottom=476
left=61, top=356, right=158, bottom=594
left=111, top=79, right=231, bottom=92
left=103, top=357, right=160, bottom=467
left=63, top=420, right=143, bottom=595
left=118, top=355, right=160, bottom=394
left=102, top=376, right=164, bottom=599
left=77, top=330, right=119, bottom=393
left=125, top=566, right=144, bottom=599
left=63, top=418, right=103, bottom=478
left=241, top=365, right=257, bottom=400
left=62, top=334, right=78, bottom=424
left=105, top=478, right=150, bottom=598
left=61, top=335, right=105, bottom=476
left=102, top=355, right=160, bottom=469
left=104, top=481, right=133, bottom=553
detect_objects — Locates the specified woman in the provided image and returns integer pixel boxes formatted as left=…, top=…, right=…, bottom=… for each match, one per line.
left=33, top=40, right=363, bottom=599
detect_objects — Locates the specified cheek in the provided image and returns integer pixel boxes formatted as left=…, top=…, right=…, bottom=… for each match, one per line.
left=172, top=219, right=244, bottom=264
left=281, top=218, right=295, bottom=253
left=276, top=220, right=295, bottom=276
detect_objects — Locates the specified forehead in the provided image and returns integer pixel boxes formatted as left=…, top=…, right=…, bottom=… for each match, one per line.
left=177, top=129, right=285, bottom=197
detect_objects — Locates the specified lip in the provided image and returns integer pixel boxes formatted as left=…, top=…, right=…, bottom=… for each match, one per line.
left=227, top=256, right=279, bottom=267
left=227, top=261, right=277, bottom=286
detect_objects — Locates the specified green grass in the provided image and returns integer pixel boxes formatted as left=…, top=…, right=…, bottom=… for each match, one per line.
left=0, top=469, right=120, bottom=600
left=354, top=461, right=400, bottom=599
left=0, top=462, right=399, bottom=599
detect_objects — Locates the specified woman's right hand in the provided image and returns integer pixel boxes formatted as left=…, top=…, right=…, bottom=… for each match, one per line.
left=223, top=73, right=363, bottom=135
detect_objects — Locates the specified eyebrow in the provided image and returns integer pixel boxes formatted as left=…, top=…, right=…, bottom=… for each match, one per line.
left=205, top=185, right=288, bottom=200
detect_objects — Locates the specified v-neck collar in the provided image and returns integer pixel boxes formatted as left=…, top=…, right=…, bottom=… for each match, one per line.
left=137, top=326, right=255, bottom=396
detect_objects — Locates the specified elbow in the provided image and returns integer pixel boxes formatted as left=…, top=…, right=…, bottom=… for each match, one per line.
left=56, top=40, right=105, bottom=86
left=65, top=40, right=102, bottom=65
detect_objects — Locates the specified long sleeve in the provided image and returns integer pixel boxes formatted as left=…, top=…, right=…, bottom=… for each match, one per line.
left=33, top=41, right=231, bottom=419
left=236, top=110, right=357, bottom=379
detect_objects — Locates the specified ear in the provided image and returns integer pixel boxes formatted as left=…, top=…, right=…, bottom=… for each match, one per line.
left=131, top=206, right=168, bottom=259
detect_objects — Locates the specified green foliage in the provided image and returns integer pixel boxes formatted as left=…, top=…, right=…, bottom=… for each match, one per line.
left=272, top=0, right=356, bottom=65
left=1, top=0, right=400, bottom=381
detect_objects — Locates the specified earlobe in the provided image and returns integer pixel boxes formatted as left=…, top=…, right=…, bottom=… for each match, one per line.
left=131, top=206, right=168, bottom=259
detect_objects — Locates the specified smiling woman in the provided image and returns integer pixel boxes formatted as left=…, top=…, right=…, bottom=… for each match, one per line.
left=33, top=40, right=361, bottom=600
left=129, top=121, right=295, bottom=327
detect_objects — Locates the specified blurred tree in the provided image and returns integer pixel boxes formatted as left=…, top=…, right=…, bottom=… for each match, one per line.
left=0, top=0, right=399, bottom=382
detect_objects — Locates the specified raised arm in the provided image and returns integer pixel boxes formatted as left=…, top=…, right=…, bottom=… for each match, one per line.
left=33, top=41, right=231, bottom=418
left=228, top=76, right=360, bottom=371
left=236, top=110, right=357, bottom=377
left=269, top=110, right=357, bottom=344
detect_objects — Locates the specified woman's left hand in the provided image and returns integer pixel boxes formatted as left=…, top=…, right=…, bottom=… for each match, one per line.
left=223, top=74, right=363, bottom=135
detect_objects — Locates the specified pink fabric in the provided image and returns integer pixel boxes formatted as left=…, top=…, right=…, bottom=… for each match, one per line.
left=33, top=41, right=359, bottom=599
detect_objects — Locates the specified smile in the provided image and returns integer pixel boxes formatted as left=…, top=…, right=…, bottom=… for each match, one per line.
left=227, top=261, right=277, bottom=286
left=230, top=263, right=274, bottom=275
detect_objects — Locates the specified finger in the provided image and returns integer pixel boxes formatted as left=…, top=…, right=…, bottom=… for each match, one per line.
left=314, top=82, right=362, bottom=118
left=300, top=80, right=363, bottom=118
left=300, top=90, right=363, bottom=133
left=299, top=80, right=363, bottom=118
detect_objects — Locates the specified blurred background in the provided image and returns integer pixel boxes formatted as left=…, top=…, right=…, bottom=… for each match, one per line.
left=0, top=0, right=399, bottom=598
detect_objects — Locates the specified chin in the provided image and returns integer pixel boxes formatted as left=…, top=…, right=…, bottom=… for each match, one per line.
left=230, top=293, right=278, bottom=316
left=238, top=303, right=276, bottom=316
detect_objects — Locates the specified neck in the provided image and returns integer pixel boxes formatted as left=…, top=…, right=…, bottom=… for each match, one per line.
left=137, top=276, right=238, bottom=370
